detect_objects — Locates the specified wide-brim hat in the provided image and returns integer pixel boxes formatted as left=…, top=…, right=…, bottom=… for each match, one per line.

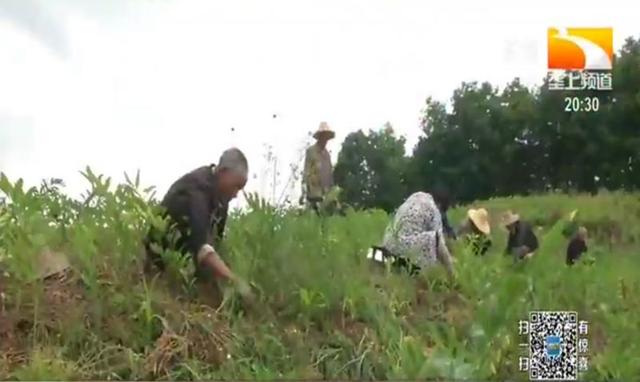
left=502, top=210, right=520, bottom=227
left=313, top=121, right=335, bottom=140
left=468, top=208, right=491, bottom=235
left=36, top=249, right=71, bottom=279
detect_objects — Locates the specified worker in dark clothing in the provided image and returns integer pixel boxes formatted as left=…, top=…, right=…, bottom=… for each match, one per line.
left=144, top=147, right=252, bottom=300
left=503, top=211, right=539, bottom=260
left=431, top=187, right=456, bottom=240
left=442, top=213, right=457, bottom=240
left=566, top=227, right=588, bottom=266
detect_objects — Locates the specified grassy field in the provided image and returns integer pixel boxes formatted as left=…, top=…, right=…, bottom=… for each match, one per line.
left=1, top=170, right=639, bottom=380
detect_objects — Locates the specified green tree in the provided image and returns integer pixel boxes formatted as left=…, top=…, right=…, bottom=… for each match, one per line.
left=409, top=36, right=640, bottom=203
left=334, top=123, right=409, bottom=212
left=410, top=82, right=510, bottom=203
left=603, top=36, right=640, bottom=189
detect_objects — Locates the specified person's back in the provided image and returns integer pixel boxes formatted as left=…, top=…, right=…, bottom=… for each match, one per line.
left=161, top=165, right=228, bottom=238
left=146, top=164, right=228, bottom=272
left=504, top=213, right=539, bottom=260
left=380, top=191, right=454, bottom=278
left=566, top=227, right=588, bottom=266
left=510, top=221, right=538, bottom=249
left=384, top=192, right=441, bottom=240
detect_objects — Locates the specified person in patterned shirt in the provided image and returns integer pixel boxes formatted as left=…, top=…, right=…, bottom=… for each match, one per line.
left=379, top=191, right=455, bottom=278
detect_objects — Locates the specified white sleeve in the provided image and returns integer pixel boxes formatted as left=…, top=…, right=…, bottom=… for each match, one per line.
left=196, top=243, right=216, bottom=264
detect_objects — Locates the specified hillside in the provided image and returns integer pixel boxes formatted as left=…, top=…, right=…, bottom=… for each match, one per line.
left=1, top=174, right=639, bottom=380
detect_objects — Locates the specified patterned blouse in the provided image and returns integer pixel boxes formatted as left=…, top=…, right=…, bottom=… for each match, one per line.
left=382, top=192, right=454, bottom=270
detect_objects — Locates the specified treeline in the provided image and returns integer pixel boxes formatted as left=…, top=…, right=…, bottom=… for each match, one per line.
left=334, top=36, right=640, bottom=211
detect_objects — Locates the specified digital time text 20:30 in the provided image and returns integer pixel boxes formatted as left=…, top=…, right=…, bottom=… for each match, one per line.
left=564, top=97, right=600, bottom=112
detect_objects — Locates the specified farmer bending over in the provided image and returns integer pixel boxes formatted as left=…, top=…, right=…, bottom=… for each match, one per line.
left=503, top=211, right=539, bottom=260
left=375, top=190, right=455, bottom=279
left=458, top=208, right=492, bottom=256
left=144, top=148, right=252, bottom=301
left=566, top=226, right=588, bottom=266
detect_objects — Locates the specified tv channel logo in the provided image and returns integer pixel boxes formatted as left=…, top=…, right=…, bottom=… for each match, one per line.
left=547, top=27, right=613, bottom=70
left=544, top=335, right=562, bottom=360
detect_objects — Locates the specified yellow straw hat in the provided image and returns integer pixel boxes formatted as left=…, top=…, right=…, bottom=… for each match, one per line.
left=313, top=121, right=335, bottom=140
left=468, top=208, right=491, bottom=235
left=502, top=210, right=520, bottom=227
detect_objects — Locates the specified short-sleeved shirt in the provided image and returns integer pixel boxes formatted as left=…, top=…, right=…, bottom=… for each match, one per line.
left=145, top=164, right=228, bottom=274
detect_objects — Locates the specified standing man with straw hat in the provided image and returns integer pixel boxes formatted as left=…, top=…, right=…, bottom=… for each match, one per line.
left=458, top=208, right=492, bottom=256
left=301, top=122, right=335, bottom=213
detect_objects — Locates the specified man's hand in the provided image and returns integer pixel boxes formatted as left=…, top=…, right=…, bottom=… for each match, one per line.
left=235, top=278, right=252, bottom=297
left=515, top=246, right=531, bottom=260
left=199, top=246, right=235, bottom=281
left=233, top=278, right=256, bottom=305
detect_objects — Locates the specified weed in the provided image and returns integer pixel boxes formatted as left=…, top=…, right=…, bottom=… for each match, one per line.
left=0, top=170, right=639, bottom=379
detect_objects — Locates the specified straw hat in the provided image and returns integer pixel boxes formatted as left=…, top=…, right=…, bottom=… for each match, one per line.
left=467, top=208, right=491, bottom=235
left=313, top=121, right=335, bottom=140
left=502, top=210, right=520, bottom=227
left=577, top=226, right=588, bottom=239
left=569, top=209, right=578, bottom=221
left=36, top=249, right=71, bottom=279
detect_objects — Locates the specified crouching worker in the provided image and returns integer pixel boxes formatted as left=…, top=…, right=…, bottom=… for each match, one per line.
left=458, top=208, right=492, bottom=256
left=371, top=191, right=455, bottom=279
left=503, top=211, right=539, bottom=261
left=566, top=227, right=588, bottom=266
left=144, top=148, right=253, bottom=306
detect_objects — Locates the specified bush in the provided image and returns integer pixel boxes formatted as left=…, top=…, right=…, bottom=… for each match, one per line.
left=0, top=170, right=639, bottom=380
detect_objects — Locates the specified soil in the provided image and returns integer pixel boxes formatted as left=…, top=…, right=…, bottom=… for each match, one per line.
left=590, top=323, right=608, bottom=354
left=0, top=268, right=86, bottom=375
left=0, top=312, right=27, bottom=376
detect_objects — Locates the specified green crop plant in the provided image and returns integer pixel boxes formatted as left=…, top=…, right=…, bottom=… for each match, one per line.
left=0, top=169, right=639, bottom=380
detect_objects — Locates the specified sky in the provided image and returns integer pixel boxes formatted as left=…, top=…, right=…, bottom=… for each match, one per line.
left=0, top=0, right=638, bottom=209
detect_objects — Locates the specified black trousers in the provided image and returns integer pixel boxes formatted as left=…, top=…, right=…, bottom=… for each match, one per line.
left=307, top=196, right=323, bottom=214
left=371, top=246, right=422, bottom=276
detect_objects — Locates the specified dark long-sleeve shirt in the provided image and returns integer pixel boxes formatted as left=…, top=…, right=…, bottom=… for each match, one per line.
left=505, top=221, right=539, bottom=256
left=441, top=213, right=457, bottom=240
left=145, top=165, right=228, bottom=274
left=566, top=238, right=587, bottom=266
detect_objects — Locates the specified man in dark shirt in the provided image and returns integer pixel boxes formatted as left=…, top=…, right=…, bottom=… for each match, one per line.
left=144, top=147, right=252, bottom=299
left=566, top=227, right=588, bottom=266
left=503, top=211, right=539, bottom=260
left=442, top=213, right=457, bottom=240
left=431, top=187, right=457, bottom=240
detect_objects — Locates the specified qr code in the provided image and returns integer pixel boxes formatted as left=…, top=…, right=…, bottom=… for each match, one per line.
left=529, top=311, right=578, bottom=380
